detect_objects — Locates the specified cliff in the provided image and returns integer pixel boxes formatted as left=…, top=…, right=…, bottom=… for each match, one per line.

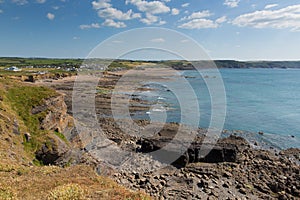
left=0, top=78, right=149, bottom=199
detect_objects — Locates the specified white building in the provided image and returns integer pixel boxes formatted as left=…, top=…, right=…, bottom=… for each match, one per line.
left=5, top=66, right=22, bottom=72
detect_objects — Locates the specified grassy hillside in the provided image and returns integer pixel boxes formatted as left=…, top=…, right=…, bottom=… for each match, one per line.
left=0, top=57, right=83, bottom=67
left=0, top=77, right=63, bottom=156
left=0, top=77, right=150, bottom=200
left=1, top=57, right=300, bottom=70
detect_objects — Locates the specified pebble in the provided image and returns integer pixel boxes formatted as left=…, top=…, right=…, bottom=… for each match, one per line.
left=239, top=188, right=247, bottom=195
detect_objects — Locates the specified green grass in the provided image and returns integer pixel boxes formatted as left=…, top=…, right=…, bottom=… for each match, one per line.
left=4, top=81, right=58, bottom=154
left=0, top=57, right=83, bottom=67
left=6, top=84, right=57, bottom=131
left=33, top=158, right=45, bottom=166
left=96, top=87, right=111, bottom=95
left=54, top=131, right=68, bottom=143
left=0, top=68, right=77, bottom=77
left=46, top=183, right=85, bottom=200
left=107, top=61, right=132, bottom=71
left=0, top=188, right=16, bottom=200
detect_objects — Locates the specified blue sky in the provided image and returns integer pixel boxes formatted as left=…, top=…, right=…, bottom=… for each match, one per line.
left=1, top=0, right=300, bottom=60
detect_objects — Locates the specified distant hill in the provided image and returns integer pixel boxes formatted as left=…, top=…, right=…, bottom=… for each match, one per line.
left=214, top=60, right=300, bottom=69
left=1, top=57, right=300, bottom=69
left=161, top=60, right=300, bottom=70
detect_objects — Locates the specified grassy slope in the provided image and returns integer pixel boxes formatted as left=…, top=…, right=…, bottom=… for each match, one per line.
left=5, top=80, right=58, bottom=156
left=0, top=164, right=150, bottom=200
left=0, top=77, right=150, bottom=200
left=0, top=57, right=83, bottom=67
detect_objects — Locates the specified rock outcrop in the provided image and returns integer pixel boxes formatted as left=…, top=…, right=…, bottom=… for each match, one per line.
left=31, top=94, right=76, bottom=165
left=138, top=133, right=248, bottom=167
left=35, top=134, right=70, bottom=165
left=32, top=95, right=74, bottom=135
left=113, top=135, right=300, bottom=200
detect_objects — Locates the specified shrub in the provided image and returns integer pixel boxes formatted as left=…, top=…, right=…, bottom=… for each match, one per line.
left=0, top=188, right=17, bottom=200
left=46, top=184, right=85, bottom=200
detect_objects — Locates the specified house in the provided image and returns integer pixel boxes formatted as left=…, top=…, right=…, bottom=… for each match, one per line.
left=37, top=71, right=48, bottom=75
left=5, top=66, right=22, bottom=72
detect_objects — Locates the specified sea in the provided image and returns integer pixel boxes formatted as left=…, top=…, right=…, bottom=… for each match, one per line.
left=132, top=68, right=300, bottom=149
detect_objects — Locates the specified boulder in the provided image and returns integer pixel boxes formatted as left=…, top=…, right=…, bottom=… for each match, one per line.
left=13, top=119, right=20, bottom=135
left=138, top=135, right=242, bottom=167
left=35, top=135, right=70, bottom=165
left=24, top=132, right=31, bottom=142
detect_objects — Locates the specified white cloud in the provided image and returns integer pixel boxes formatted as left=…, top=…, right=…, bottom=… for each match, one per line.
left=36, top=0, right=46, bottom=4
left=232, top=4, right=300, bottom=31
left=92, top=0, right=111, bottom=10
left=158, top=20, right=166, bottom=25
left=126, top=0, right=170, bottom=14
left=216, top=16, right=227, bottom=24
left=125, top=0, right=170, bottom=25
left=140, top=13, right=165, bottom=25
left=140, top=13, right=158, bottom=24
left=265, top=4, right=278, bottom=9
left=102, top=19, right=126, bottom=28
left=79, top=23, right=100, bottom=29
left=181, top=3, right=189, bottom=8
left=0, top=0, right=4, bottom=3
left=98, top=7, right=141, bottom=20
left=224, top=0, right=240, bottom=8
left=178, top=10, right=226, bottom=29
left=151, top=38, right=165, bottom=43
left=180, top=10, right=212, bottom=21
left=178, top=18, right=218, bottom=29
left=171, top=8, right=179, bottom=15
left=92, top=0, right=141, bottom=23
left=73, top=36, right=80, bottom=40
left=46, top=13, right=55, bottom=20
left=52, top=6, right=59, bottom=10
left=12, top=0, right=28, bottom=5
left=0, top=9, right=3, bottom=14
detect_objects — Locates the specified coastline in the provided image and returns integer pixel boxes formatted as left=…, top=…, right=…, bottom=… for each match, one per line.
left=35, top=68, right=299, bottom=152
left=34, top=68, right=300, bottom=199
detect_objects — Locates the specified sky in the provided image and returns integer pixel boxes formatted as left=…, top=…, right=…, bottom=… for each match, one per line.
left=1, top=0, right=300, bottom=60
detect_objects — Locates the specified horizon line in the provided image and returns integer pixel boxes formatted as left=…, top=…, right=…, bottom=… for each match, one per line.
left=1, top=56, right=300, bottom=62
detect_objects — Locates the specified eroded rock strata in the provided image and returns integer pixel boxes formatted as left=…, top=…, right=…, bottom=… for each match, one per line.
left=36, top=74, right=300, bottom=200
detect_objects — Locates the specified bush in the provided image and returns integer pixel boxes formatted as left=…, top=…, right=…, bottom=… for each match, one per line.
left=46, top=184, right=85, bottom=200
left=0, top=187, right=17, bottom=200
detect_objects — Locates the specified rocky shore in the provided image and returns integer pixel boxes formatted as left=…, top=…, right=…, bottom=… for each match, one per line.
left=113, top=132, right=300, bottom=199
left=35, top=70, right=300, bottom=200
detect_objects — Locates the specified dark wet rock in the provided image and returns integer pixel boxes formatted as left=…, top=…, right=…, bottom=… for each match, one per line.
left=138, top=134, right=244, bottom=167
left=258, top=131, right=264, bottom=135
left=238, top=188, right=247, bottom=195
left=223, top=171, right=233, bottom=178
left=280, top=148, right=300, bottom=163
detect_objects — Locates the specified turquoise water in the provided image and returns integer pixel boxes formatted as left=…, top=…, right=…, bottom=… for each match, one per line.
left=134, top=68, right=300, bottom=149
